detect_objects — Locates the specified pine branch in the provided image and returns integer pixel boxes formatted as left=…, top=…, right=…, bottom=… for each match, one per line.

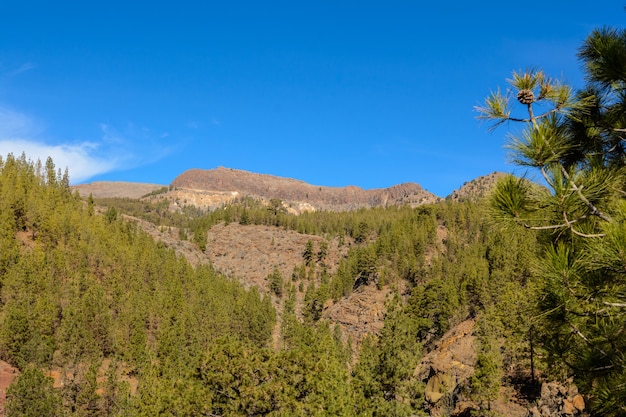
left=540, top=166, right=556, bottom=189
left=570, top=227, right=606, bottom=238
left=558, top=163, right=613, bottom=222
left=516, top=212, right=603, bottom=237
left=563, top=211, right=606, bottom=238
left=519, top=221, right=569, bottom=231
left=603, top=301, right=626, bottom=308
left=506, top=108, right=561, bottom=124
left=568, top=321, right=610, bottom=359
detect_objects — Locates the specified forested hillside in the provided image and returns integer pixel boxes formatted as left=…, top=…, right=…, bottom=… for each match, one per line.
left=0, top=152, right=550, bottom=416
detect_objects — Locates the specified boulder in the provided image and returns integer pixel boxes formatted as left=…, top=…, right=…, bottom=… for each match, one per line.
left=425, top=372, right=456, bottom=404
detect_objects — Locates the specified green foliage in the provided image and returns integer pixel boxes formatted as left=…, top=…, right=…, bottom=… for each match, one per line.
left=352, top=297, right=426, bottom=416
left=353, top=220, right=369, bottom=243
left=192, top=225, right=207, bottom=251
left=268, top=198, right=286, bottom=215
left=278, top=316, right=354, bottom=416
left=269, top=266, right=284, bottom=297
left=5, top=367, right=61, bottom=417
left=0, top=154, right=282, bottom=415
left=194, top=320, right=355, bottom=416
left=101, top=359, right=131, bottom=416
left=87, top=193, right=95, bottom=216
left=317, top=239, right=329, bottom=264
left=140, top=186, right=169, bottom=198
left=471, top=316, right=504, bottom=411
left=104, top=206, right=117, bottom=223
left=408, top=278, right=460, bottom=344
left=303, top=239, right=315, bottom=266
left=303, top=282, right=324, bottom=322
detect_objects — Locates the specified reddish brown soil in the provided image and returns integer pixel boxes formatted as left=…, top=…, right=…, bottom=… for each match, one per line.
left=0, top=361, right=18, bottom=413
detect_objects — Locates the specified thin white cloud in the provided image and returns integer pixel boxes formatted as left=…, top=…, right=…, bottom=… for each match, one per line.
left=0, top=139, right=117, bottom=183
left=0, top=107, right=172, bottom=184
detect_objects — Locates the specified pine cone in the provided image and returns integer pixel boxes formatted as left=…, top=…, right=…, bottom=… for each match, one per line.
left=517, top=89, right=535, bottom=104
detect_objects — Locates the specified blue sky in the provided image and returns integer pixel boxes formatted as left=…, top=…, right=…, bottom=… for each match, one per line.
left=0, top=1, right=623, bottom=197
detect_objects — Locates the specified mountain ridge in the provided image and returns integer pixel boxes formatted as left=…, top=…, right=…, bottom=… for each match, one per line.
left=75, top=166, right=507, bottom=211
left=169, top=166, right=441, bottom=211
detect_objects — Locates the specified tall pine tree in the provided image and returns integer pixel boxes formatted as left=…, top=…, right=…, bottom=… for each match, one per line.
left=477, top=26, right=626, bottom=415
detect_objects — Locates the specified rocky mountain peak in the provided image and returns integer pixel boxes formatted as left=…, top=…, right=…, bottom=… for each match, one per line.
left=446, top=171, right=507, bottom=202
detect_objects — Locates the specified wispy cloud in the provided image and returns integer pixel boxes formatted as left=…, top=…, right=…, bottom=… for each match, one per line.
left=0, top=107, right=172, bottom=184
left=0, top=139, right=117, bottom=183
left=0, top=62, right=36, bottom=79
left=10, top=62, right=36, bottom=77
left=98, top=123, right=176, bottom=167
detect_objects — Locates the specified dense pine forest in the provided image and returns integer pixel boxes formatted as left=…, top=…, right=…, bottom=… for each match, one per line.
left=0, top=25, right=624, bottom=417
left=0, top=152, right=543, bottom=416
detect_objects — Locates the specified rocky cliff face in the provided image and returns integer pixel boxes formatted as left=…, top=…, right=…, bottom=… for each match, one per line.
left=168, top=167, right=441, bottom=211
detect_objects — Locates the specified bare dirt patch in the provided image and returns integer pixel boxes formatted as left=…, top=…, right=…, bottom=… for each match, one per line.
left=0, top=361, right=18, bottom=414
left=205, top=223, right=348, bottom=291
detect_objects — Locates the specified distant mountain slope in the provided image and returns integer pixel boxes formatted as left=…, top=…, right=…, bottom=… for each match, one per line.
left=446, top=172, right=507, bottom=202
left=170, top=167, right=441, bottom=211
left=73, top=181, right=166, bottom=199
left=73, top=168, right=509, bottom=212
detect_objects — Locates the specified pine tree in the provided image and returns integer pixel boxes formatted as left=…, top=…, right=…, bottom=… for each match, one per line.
left=303, top=239, right=315, bottom=266
left=269, top=266, right=284, bottom=297
left=477, top=26, right=626, bottom=415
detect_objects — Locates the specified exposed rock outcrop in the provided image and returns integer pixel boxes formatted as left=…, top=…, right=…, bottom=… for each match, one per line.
left=417, top=319, right=477, bottom=414
left=527, top=380, right=587, bottom=417
left=412, top=319, right=588, bottom=417
left=324, top=284, right=390, bottom=349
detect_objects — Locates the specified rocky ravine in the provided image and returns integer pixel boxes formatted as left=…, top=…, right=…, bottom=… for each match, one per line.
left=126, top=218, right=382, bottom=350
